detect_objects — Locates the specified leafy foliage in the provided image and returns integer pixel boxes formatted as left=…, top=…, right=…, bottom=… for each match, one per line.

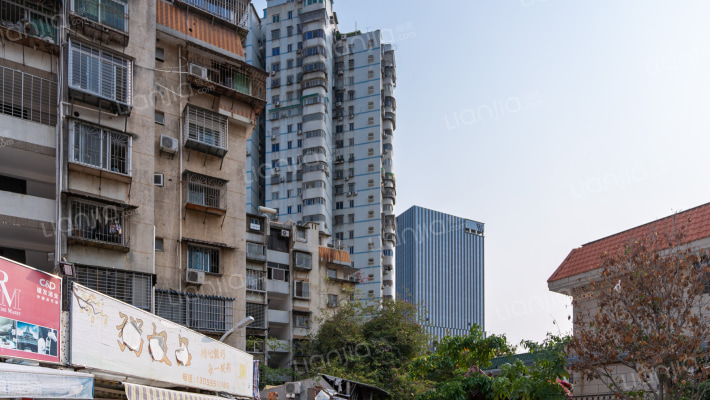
left=570, top=224, right=710, bottom=400
left=410, top=325, right=571, bottom=400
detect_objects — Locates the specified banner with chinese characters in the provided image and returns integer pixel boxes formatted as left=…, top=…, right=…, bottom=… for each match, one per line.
left=70, top=284, right=254, bottom=397
left=0, top=257, right=61, bottom=363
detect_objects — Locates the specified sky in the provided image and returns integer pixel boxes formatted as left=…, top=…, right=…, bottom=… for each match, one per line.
left=252, top=0, right=710, bottom=345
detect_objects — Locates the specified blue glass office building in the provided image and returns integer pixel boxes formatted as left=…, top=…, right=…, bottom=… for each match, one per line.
left=396, top=206, right=485, bottom=339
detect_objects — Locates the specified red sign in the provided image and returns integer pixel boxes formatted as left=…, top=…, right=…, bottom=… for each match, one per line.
left=0, top=257, right=61, bottom=363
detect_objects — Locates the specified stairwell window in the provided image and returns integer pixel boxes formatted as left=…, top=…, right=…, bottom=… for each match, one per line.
left=187, top=245, right=219, bottom=274
left=70, top=121, right=131, bottom=175
left=69, top=40, right=132, bottom=106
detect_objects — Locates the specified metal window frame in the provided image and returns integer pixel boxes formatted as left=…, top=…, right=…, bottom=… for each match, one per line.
left=187, top=244, right=220, bottom=274
left=294, top=280, right=310, bottom=299
left=0, top=63, right=57, bottom=126
left=69, top=120, right=132, bottom=176
left=68, top=40, right=132, bottom=106
left=70, top=0, right=129, bottom=32
left=69, top=198, right=127, bottom=246
left=184, top=104, right=228, bottom=153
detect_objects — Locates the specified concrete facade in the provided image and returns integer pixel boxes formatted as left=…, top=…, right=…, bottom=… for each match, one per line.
left=0, top=0, right=266, bottom=353
left=249, top=0, right=398, bottom=301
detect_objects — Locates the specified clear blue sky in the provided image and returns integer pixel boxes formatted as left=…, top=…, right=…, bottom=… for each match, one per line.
left=253, top=0, right=710, bottom=345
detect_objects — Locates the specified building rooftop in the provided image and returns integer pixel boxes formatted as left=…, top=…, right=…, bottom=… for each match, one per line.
left=548, top=201, right=710, bottom=283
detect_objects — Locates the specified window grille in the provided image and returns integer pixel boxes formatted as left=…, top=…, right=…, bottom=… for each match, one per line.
left=155, top=290, right=233, bottom=333
left=294, top=313, right=309, bottom=328
left=246, top=242, right=266, bottom=261
left=70, top=121, right=131, bottom=175
left=184, top=105, right=228, bottom=153
left=246, top=302, right=266, bottom=328
left=246, top=270, right=265, bottom=292
left=294, top=281, right=310, bottom=299
left=70, top=199, right=126, bottom=246
left=69, top=40, right=132, bottom=106
left=186, top=172, right=226, bottom=209
left=0, top=64, right=57, bottom=126
left=72, top=0, right=129, bottom=32
left=65, top=265, right=152, bottom=311
left=327, top=294, right=338, bottom=308
left=187, top=245, right=219, bottom=273
left=178, top=0, right=248, bottom=29
left=293, top=252, right=312, bottom=270
left=0, top=0, right=58, bottom=43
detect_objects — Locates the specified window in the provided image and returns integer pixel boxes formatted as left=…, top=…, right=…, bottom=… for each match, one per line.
left=297, top=227, right=307, bottom=240
left=336, top=202, right=344, bottom=210
left=246, top=303, right=266, bottom=329
left=335, top=232, right=343, bottom=240
left=293, top=252, right=312, bottom=270
left=368, top=226, right=374, bottom=234
left=156, top=290, right=233, bottom=333
left=70, top=121, right=131, bottom=175
left=247, top=270, right=265, bottom=292
left=349, top=200, right=354, bottom=208
left=348, top=76, right=354, bottom=85
left=368, top=179, right=374, bottom=187
left=271, top=62, right=280, bottom=72
left=70, top=199, right=126, bottom=246
left=69, top=41, right=132, bottom=105
left=156, top=47, right=165, bottom=62
left=188, top=245, right=219, bottom=273
left=272, top=14, right=279, bottom=23
left=349, top=138, right=355, bottom=146
left=368, top=258, right=374, bottom=265
left=287, top=43, right=292, bottom=52
left=297, top=139, right=303, bottom=148
left=336, top=125, right=344, bottom=133
left=368, top=164, right=374, bottom=172
left=287, top=206, right=292, bottom=214
left=246, top=336, right=265, bottom=354
left=272, top=47, right=280, bottom=56
left=287, top=26, right=293, bottom=36
left=155, top=110, right=165, bottom=124
left=348, top=214, right=355, bottom=224
left=348, top=59, right=354, bottom=70
left=327, top=294, right=338, bottom=308
left=288, top=11, right=293, bottom=19
left=67, top=264, right=152, bottom=311
left=368, top=210, right=375, bottom=218
left=186, top=172, right=226, bottom=209
left=368, top=55, right=374, bottom=63
left=368, top=148, right=374, bottom=156
left=184, top=105, right=229, bottom=152
left=268, top=262, right=289, bottom=282
left=272, top=192, right=279, bottom=200
left=368, top=195, right=374, bottom=203
left=271, top=29, right=280, bottom=40
left=294, top=281, right=310, bottom=299
left=327, top=268, right=337, bottom=279
left=368, top=101, right=374, bottom=110
left=246, top=242, right=266, bottom=260
left=294, top=313, right=310, bottom=328
left=348, top=91, right=355, bottom=100
left=368, top=70, right=374, bottom=79
left=272, top=144, right=280, bottom=152
left=73, top=0, right=128, bottom=32
left=155, top=238, right=164, bottom=252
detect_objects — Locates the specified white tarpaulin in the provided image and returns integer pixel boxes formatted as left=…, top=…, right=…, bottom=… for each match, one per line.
left=0, top=363, right=94, bottom=398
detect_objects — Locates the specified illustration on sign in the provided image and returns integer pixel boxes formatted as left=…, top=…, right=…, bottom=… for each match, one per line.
left=175, top=335, right=192, bottom=366
left=148, top=323, right=171, bottom=365
left=116, top=313, right=144, bottom=357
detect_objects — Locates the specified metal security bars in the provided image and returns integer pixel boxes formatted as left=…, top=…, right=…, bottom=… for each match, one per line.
left=187, top=46, right=267, bottom=103
left=177, top=0, right=248, bottom=29
left=185, top=172, right=226, bottom=210
left=66, top=265, right=152, bottom=311
left=70, top=199, right=126, bottom=246
left=184, top=105, right=228, bottom=156
left=0, top=64, right=57, bottom=126
left=155, top=290, right=234, bottom=333
left=246, top=270, right=265, bottom=292
left=72, top=0, right=128, bottom=32
left=187, top=245, right=219, bottom=273
left=246, top=302, right=266, bottom=329
left=70, top=121, right=131, bottom=175
left=68, top=40, right=132, bottom=106
left=0, top=0, right=58, bottom=43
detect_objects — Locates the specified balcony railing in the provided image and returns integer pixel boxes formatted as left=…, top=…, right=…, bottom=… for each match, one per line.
left=69, top=198, right=129, bottom=251
left=0, top=0, right=59, bottom=52
left=0, top=64, right=57, bottom=126
left=187, top=45, right=267, bottom=108
left=175, top=0, right=248, bottom=30
left=70, top=0, right=129, bottom=46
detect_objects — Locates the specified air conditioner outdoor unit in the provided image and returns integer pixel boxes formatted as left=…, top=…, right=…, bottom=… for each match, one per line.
left=281, top=229, right=290, bottom=238
left=347, top=192, right=353, bottom=197
left=336, top=102, right=342, bottom=107
left=285, top=382, right=302, bottom=395
left=271, top=70, right=277, bottom=76
left=297, top=129, right=302, bottom=135
left=349, top=113, right=354, bottom=119
left=338, top=70, right=343, bottom=75
left=190, top=64, right=208, bottom=79
left=186, top=269, right=205, bottom=285
left=338, top=116, right=343, bottom=122
left=280, top=178, right=285, bottom=182
left=271, top=135, right=278, bottom=141
left=160, top=135, right=178, bottom=154
left=275, top=101, right=280, bottom=107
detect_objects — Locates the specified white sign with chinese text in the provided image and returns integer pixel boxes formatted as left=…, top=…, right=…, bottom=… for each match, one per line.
left=70, top=284, right=253, bottom=397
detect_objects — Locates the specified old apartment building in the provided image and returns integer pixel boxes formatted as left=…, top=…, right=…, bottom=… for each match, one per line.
left=0, top=0, right=266, bottom=349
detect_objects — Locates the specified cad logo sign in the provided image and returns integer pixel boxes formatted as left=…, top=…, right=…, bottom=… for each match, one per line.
left=0, top=270, right=21, bottom=314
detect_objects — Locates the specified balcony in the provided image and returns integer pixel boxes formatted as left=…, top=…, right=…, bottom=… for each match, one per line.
left=0, top=0, right=59, bottom=54
left=186, top=45, right=267, bottom=114
left=67, top=197, right=133, bottom=252
left=0, top=64, right=58, bottom=127
left=267, top=279, right=289, bottom=295
left=70, top=0, right=129, bottom=47
left=266, top=339, right=290, bottom=353
left=0, top=191, right=54, bottom=224
left=268, top=309, right=289, bottom=325
left=68, top=121, right=132, bottom=183
left=246, top=242, right=266, bottom=262
left=184, top=171, right=227, bottom=216
left=174, top=0, right=248, bottom=32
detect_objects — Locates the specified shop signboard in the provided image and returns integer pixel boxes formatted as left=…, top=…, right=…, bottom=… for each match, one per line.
left=0, top=257, right=61, bottom=363
left=70, top=284, right=254, bottom=397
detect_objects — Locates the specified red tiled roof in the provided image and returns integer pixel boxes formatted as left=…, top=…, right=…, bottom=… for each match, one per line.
left=548, top=202, right=710, bottom=283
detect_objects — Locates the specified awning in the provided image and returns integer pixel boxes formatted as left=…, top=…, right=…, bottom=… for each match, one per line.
left=124, top=382, right=252, bottom=400
left=0, top=363, right=94, bottom=399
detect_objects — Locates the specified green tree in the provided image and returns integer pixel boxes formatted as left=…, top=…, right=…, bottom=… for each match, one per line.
left=308, top=298, right=430, bottom=398
left=410, top=325, right=571, bottom=400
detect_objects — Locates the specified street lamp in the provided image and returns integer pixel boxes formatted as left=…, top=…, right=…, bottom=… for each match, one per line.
left=219, top=316, right=255, bottom=343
